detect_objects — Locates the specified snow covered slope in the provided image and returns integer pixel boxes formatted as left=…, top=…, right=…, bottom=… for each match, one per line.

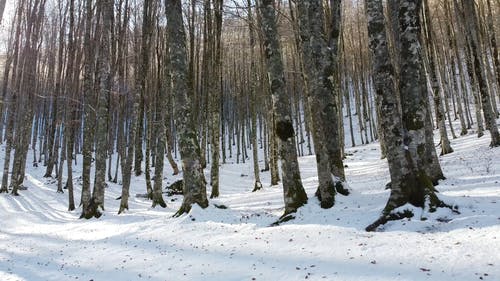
left=0, top=131, right=499, bottom=281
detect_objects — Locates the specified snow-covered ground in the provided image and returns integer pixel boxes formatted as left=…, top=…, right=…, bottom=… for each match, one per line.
left=0, top=127, right=499, bottom=281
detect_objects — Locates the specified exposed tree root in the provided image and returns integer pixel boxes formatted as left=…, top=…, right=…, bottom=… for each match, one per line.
left=366, top=194, right=459, bottom=232
left=252, top=181, right=263, bottom=192
left=335, top=181, right=350, bottom=196
left=365, top=209, right=414, bottom=232
left=270, top=212, right=296, bottom=226
left=173, top=205, right=191, bottom=217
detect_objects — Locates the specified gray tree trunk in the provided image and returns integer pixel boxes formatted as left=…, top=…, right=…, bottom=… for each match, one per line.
left=11, top=0, right=45, bottom=195
left=327, top=0, right=347, bottom=181
left=80, top=0, right=96, bottom=219
left=247, top=0, right=262, bottom=192
left=0, top=0, right=22, bottom=194
left=395, top=0, right=444, bottom=184
left=422, top=0, right=453, bottom=155
left=462, top=0, right=500, bottom=147
left=364, top=0, right=450, bottom=231
left=296, top=0, right=340, bottom=208
left=166, top=0, right=209, bottom=215
left=92, top=0, right=113, bottom=213
left=209, top=0, right=223, bottom=198
left=259, top=0, right=307, bottom=218
left=0, top=0, right=6, bottom=24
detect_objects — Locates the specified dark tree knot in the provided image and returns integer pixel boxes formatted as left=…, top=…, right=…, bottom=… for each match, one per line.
left=275, top=120, right=294, bottom=141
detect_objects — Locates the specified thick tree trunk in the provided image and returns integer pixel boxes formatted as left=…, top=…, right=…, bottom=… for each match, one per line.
left=296, top=0, right=343, bottom=208
left=92, top=0, right=113, bottom=213
left=166, top=0, right=208, bottom=215
left=396, top=0, right=444, bottom=184
left=259, top=0, right=307, bottom=218
left=364, top=0, right=451, bottom=231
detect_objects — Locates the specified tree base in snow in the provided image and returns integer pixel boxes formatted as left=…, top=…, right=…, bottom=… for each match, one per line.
left=270, top=212, right=295, bottom=226
left=335, top=181, right=350, bottom=196
left=80, top=200, right=102, bottom=219
left=252, top=181, right=263, bottom=192
left=365, top=198, right=459, bottom=232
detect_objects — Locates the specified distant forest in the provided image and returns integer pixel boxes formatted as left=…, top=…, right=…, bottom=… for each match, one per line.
left=0, top=0, right=498, bottom=230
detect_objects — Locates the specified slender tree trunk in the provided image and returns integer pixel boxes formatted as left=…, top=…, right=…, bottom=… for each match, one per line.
left=486, top=0, right=500, bottom=88
left=80, top=0, right=97, bottom=218
left=422, top=0, right=453, bottom=155
left=152, top=28, right=169, bottom=209
left=248, top=0, right=262, bottom=192
left=210, top=0, right=223, bottom=198
left=462, top=0, right=500, bottom=146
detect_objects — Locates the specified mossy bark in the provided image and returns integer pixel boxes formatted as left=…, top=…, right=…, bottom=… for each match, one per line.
left=92, top=0, right=113, bottom=213
left=167, top=0, right=208, bottom=216
left=296, top=0, right=344, bottom=208
left=395, top=0, right=444, bottom=184
left=365, top=0, right=452, bottom=231
left=259, top=0, right=307, bottom=216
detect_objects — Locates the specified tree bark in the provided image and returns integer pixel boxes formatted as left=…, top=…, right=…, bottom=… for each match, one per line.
left=248, top=0, right=262, bottom=192
left=462, top=0, right=500, bottom=147
left=422, top=0, right=453, bottom=155
left=258, top=0, right=307, bottom=218
left=365, top=0, right=451, bottom=231
left=80, top=0, right=97, bottom=219
left=296, top=0, right=343, bottom=208
left=395, top=0, right=444, bottom=184
left=91, top=0, right=113, bottom=213
left=209, top=0, right=223, bottom=198
left=166, top=0, right=208, bottom=215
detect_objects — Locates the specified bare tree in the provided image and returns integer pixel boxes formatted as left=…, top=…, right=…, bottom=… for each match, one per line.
left=364, top=0, right=453, bottom=231
left=258, top=0, right=308, bottom=220
left=462, top=0, right=500, bottom=147
left=166, top=0, right=209, bottom=215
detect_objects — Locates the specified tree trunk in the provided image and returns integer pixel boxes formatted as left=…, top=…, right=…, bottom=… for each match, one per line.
left=259, top=0, right=307, bottom=218
left=395, top=0, right=444, bottom=184
left=422, top=0, right=453, bottom=155
left=209, top=0, right=223, bottom=198
left=248, top=0, right=262, bottom=192
left=80, top=0, right=97, bottom=219
left=462, top=0, right=500, bottom=147
left=92, top=0, right=113, bottom=213
left=296, top=0, right=343, bottom=208
left=0, top=0, right=6, bottom=24
left=166, top=0, right=208, bottom=215
left=364, top=0, right=451, bottom=231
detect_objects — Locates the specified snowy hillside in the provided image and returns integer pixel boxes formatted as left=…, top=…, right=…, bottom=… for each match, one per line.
left=0, top=131, right=499, bottom=281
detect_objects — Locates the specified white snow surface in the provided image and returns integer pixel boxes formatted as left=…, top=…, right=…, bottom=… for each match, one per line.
left=1, top=131, right=499, bottom=281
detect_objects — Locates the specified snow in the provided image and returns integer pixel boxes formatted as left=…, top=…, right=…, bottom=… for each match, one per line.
left=1, top=126, right=499, bottom=281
